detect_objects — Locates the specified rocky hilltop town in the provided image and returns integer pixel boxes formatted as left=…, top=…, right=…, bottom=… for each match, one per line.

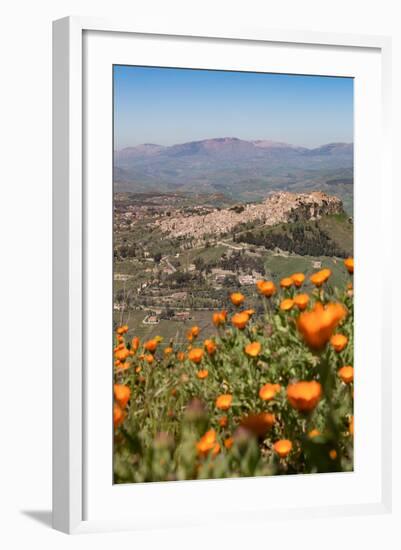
left=155, top=191, right=344, bottom=240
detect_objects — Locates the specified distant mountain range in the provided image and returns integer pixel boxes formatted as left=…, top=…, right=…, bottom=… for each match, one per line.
left=114, top=137, right=353, bottom=213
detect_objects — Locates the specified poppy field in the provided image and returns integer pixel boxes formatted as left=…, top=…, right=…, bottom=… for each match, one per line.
left=113, top=258, right=354, bottom=483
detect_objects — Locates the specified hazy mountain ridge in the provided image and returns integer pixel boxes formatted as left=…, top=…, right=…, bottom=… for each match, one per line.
left=115, top=137, right=353, bottom=160
left=114, top=137, right=353, bottom=213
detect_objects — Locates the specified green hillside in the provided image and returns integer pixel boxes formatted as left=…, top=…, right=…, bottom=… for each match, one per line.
left=235, top=213, right=353, bottom=258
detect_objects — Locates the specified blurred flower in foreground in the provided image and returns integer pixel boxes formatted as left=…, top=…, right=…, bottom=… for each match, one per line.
left=113, top=384, right=131, bottom=408
left=196, top=429, right=220, bottom=457
left=113, top=403, right=125, bottom=428
left=297, top=301, right=346, bottom=350
left=287, top=381, right=322, bottom=412
left=273, top=439, right=293, bottom=458
left=240, top=412, right=275, bottom=437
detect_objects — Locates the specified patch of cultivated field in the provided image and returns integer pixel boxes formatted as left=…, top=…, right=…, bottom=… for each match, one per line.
left=114, top=310, right=217, bottom=346
left=264, top=254, right=348, bottom=289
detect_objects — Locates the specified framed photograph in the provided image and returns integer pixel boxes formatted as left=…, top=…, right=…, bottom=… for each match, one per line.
left=52, top=17, right=392, bottom=534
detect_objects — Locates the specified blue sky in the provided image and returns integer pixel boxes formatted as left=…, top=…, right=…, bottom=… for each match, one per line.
left=113, top=65, right=353, bottom=150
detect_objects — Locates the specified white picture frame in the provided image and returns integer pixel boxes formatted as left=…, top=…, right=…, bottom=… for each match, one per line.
left=52, top=16, right=392, bottom=534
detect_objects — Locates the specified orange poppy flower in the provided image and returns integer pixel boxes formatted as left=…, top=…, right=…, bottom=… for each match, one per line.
left=259, top=383, right=281, bottom=401
left=113, top=384, right=131, bottom=408
left=135, top=366, right=141, bottom=373
left=114, top=347, right=130, bottom=361
left=308, top=428, right=321, bottom=439
left=329, top=449, right=338, bottom=460
left=216, top=394, right=233, bottom=410
left=177, top=351, right=186, bottom=362
left=188, top=348, right=204, bottom=364
left=113, top=403, right=125, bottom=428
left=273, top=439, right=293, bottom=458
left=330, top=333, right=348, bottom=352
left=280, top=277, right=293, bottom=289
left=212, top=310, right=227, bottom=327
left=219, top=415, right=228, bottom=428
left=240, top=412, right=275, bottom=437
left=131, top=336, right=140, bottom=352
left=256, top=280, right=276, bottom=297
left=164, top=346, right=173, bottom=356
left=204, top=339, right=217, bottom=355
left=310, top=268, right=332, bottom=287
left=287, top=380, right=322, bottom=412
left=230, top=292, right=245, bottom=306
left=116, top=324, right=129, bottom=335
left=291, top=273, right=305, bottom=287
left=244, top=308, right=256, bottom=316
left=294, top=293, right=309, bottom=311
left=280, top=298, right=294, bottom=311
left=244, top=341, right=262, bottom=357
left=144, top=339, right=158, bottom=352
left=297, top=301, right=347, bottom=350
left=196, top=429, right=217, bottom=456
left=144, top=354, right=154, bottom=364
left=232, top=312, right=250, bottom=329
left=338, top=365, right=354, bottom=383
left=344, top=257, right=354, bottom=274
left=196, top=369, right=209, bottom=380
left=224, top=437, right=234, bottom=450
